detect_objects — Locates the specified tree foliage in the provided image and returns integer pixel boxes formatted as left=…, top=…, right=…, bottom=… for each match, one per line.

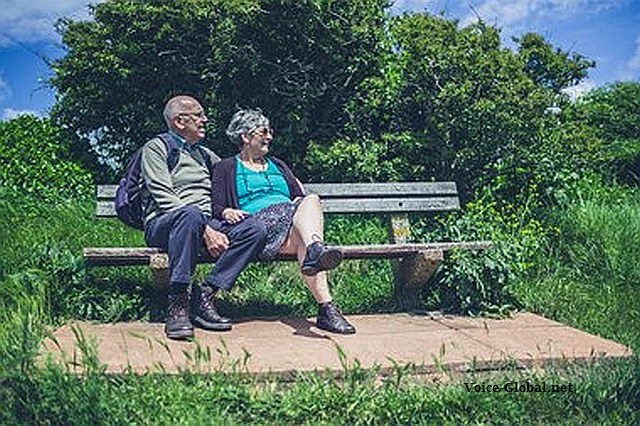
left=50, top=2, right=602, bottom=202
left=306, top=12, right=594, bottom=201
left=0, top=115, right=93, bottom=202
left=516, top=32, right=594, bottom=92
left=568, top=81, right=640, bottom=185
left=50, top=0, right=389, bottom=176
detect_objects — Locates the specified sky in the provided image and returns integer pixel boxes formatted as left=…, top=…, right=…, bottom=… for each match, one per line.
left=1, top=0, right=639, bottom=121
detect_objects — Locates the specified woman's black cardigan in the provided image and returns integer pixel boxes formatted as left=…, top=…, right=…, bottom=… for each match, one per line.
left=211, top=156, right=305, bottom=219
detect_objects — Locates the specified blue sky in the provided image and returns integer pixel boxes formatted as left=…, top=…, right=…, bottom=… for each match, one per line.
left=1, top=0, right=639, bottom=121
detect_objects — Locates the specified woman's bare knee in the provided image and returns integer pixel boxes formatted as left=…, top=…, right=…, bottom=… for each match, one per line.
left=302, top=193, right=322, bottom=207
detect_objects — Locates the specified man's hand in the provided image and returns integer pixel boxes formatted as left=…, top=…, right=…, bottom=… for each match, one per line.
left=203, top=225, right=229, bottom=258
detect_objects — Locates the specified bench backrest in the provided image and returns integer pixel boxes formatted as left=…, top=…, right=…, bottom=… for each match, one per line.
left=95, top=182, right=460, bottom=217
left=96, top=182, right=460, bottom=244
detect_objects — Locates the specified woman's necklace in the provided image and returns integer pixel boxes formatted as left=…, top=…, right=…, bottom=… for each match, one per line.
left=238, top=155, right=273, bottom=192
left=239, top=154, right=267, bottom=172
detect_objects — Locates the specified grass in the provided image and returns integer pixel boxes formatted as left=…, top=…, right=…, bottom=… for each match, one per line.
left=511, top=190, right=640, bottom=352
left=2, top=355, right=638, bottom=425
left=0, top=187, right=639, bottom=424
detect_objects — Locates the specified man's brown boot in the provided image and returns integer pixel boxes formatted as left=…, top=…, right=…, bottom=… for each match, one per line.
left=190, top=285, right=232, bottom=332
left=165, top=291, right=194, bottom=340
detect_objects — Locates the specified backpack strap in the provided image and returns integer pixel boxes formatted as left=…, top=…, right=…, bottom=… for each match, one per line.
left=157, top=132, right=214, bottom=176
left=197, top=146, right=215, bottom=176
left=157, top=132, right=181, bottom=172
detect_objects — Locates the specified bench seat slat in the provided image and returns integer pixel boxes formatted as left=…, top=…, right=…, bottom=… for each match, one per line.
left=83, top=242, right=492, bottom=267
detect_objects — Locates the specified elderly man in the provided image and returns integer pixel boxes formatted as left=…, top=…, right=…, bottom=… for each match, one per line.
left=141, top=95, right=267, bottom=339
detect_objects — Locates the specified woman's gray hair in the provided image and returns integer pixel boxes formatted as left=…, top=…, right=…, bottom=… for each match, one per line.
left=225, top=108, right=270, bottom=147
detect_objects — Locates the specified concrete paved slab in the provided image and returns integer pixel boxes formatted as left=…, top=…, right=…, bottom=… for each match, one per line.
left=41, top=312, right=632, bottom=375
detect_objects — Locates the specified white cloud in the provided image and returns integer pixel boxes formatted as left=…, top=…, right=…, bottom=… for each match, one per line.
left=390, top=0, right=436, bottom=12
left=628, top=34, right=640, bottom=71
left=461, top=0, right=621, bottom=27
left=2, top=107, right=40, bottom=121
left=0, top=74, right=11, bottom=102
left=561, top=79, right=596, bottom=100
left=0, top=0, right=96, bottom=46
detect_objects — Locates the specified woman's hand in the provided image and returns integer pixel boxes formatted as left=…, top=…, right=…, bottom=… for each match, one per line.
left=222, top=208, right=249, bottom=224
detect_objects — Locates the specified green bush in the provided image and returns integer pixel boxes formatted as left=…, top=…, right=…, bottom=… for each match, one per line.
left=0, top=189, right=152, bottom=322
left=568, top=81, right=640, bottom=186
left=0, top=115, right=93, bottom=202
left=416, top=195, right=548, bottom=315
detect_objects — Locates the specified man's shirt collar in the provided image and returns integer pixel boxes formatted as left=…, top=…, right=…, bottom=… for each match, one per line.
left=169, top=130, right=202, bottom=152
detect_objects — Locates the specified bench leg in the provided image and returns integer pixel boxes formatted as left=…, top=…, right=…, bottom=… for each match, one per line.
left=394, top=250, right=443, bottom=311
left=149, top=253, right=170, bottom=320
left=149, top=253, right=170, bottom=289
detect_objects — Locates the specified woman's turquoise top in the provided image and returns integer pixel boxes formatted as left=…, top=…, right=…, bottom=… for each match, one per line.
left=235, top=156, right=291, bottom=214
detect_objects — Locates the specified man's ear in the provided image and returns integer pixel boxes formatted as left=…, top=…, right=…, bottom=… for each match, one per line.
left=173, top=116, right=186, bottom=131
left=240, top=133, right=250, bottom=145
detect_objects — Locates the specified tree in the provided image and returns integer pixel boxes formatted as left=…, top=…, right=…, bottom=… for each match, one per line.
left=50, top=0, right=389, bottom=177
left=51, top=0, right=249, bottom=176
left=306, top=12, right=596, bottom=204
left=568, top=81, right=640, bottom=185
left=515, top=33, right=594, bottom=92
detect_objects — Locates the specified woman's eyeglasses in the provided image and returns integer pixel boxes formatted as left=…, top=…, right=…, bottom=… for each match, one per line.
left=250, top=126, right=274, bottom=138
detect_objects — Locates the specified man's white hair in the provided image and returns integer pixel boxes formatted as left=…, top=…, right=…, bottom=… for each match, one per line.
left=163, top=95, right=199, bottom=128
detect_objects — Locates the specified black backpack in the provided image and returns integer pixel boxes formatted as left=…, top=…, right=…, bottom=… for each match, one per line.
left=114, top=133, right=213, bottom=230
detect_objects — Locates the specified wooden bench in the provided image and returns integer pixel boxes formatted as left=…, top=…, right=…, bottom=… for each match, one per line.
left=85, top=182, right=491, bottom=309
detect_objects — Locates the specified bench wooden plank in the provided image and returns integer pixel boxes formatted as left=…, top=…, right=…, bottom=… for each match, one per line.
left=305, top=182, right=458, bottom=197
left=96, top=181, right=461, bottom=216
left=83, top=241, right=492, bottom=267
left=320, top=197, right=459, bottom=213
left=96, top=196, right=460, bottom=217
left=96, top=182, right=458, bottom=199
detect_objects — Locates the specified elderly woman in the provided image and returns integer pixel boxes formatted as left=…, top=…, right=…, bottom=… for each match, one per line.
left=212, top=108, right=355, bottom=334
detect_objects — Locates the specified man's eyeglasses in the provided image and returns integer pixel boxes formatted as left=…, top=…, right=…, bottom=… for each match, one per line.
left=250, top=126, right=274, bottom=138
left=178, top=111, right=207, bottom=121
